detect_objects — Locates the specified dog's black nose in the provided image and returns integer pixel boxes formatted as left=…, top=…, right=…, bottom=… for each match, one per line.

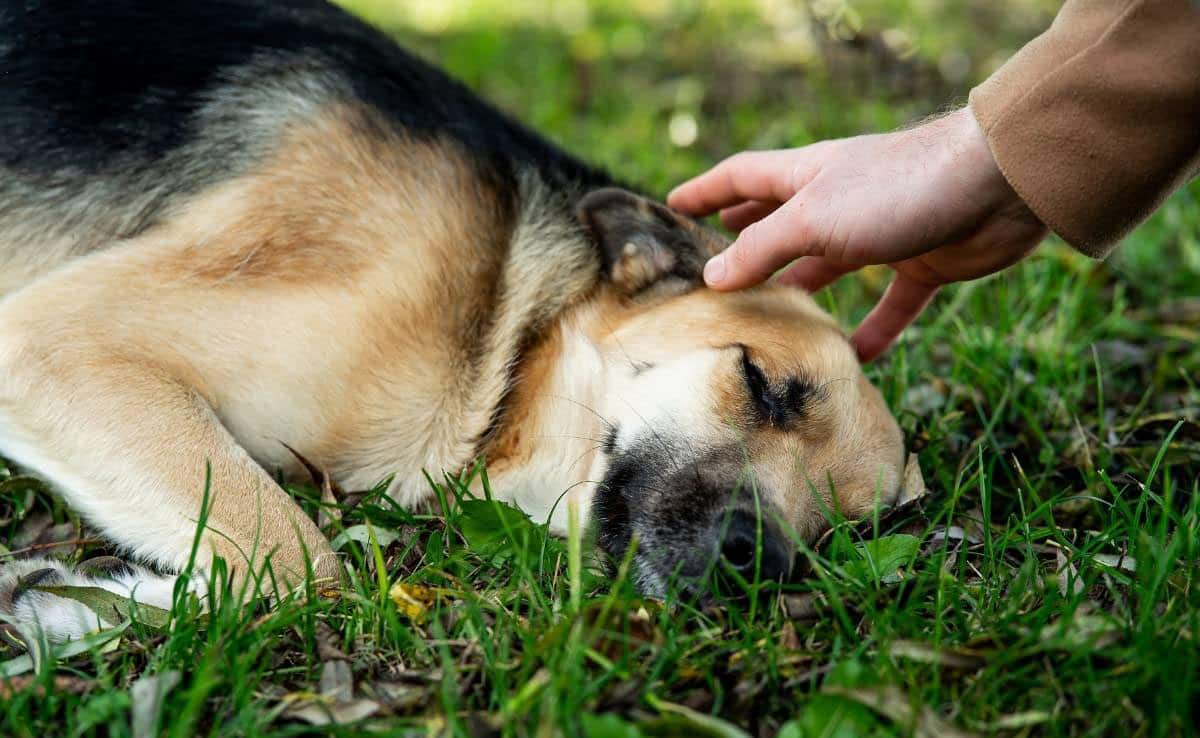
left=718, top=510, right=791, bottom=583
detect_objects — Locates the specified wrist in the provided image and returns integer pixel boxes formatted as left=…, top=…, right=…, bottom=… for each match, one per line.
left=943, top=106, right=1038, bottom=221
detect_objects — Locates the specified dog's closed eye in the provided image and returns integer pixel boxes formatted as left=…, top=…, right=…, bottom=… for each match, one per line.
left=738, top=345, right=814, bottom=426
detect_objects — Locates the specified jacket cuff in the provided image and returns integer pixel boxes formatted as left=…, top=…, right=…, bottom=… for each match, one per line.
left=968, top=0, right=1200, bottom=259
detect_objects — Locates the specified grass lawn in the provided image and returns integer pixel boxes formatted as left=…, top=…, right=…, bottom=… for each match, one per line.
left=2, top=1, right=1198, bottom=736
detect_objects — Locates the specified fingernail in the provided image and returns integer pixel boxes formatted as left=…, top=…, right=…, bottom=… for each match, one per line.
left=704, top=254, right=726, bottom=285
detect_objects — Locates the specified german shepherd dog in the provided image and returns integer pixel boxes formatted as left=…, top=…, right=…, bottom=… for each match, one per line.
left=0, top=0, right=904, bottom=641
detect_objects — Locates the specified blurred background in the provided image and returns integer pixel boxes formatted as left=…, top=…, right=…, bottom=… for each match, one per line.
left=338, top=0, right=1060, bottom=193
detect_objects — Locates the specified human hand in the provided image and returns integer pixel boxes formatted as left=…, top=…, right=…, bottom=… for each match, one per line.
left=667, top=107, right=1047, bottom=362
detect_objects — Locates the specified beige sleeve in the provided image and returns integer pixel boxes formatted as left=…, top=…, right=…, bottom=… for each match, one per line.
left=968, top=0, right=1200, bottom=258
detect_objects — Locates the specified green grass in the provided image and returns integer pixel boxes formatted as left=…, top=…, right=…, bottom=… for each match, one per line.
left=2, top=2, right=1199, bottom=736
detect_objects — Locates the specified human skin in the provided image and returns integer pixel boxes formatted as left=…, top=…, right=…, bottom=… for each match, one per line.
left=667, top=107, right=1048, bottom=362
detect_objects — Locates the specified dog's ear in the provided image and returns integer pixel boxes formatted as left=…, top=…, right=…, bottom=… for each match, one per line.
left=577, top=187, right=728, bottom=294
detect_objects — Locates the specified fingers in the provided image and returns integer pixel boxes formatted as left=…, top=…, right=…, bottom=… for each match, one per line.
left=667, top=150, right=802, bottom=216
left=851, top=275, right=939, bottom=363
left=704, top=197, right=824, bottom=291
left=720, top=200, right=780, bottom=231
left=774, top=257, right=856, bottom=292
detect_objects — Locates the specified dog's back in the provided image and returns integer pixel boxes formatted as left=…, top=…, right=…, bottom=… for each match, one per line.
left=0, top=0, right=637, bottom=605
left=0, top=0, right=613, bottom=293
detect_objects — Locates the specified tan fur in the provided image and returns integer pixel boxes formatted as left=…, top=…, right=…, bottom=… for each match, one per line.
left=0, top=104, right=598, bottom=588
left=575, top=287, right=901, bottom=543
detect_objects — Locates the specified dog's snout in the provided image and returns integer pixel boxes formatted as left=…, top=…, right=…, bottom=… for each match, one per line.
left=718, top=511, right=790, bottom=583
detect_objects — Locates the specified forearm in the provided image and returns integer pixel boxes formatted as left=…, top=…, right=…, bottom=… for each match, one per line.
left=969, top=0, right=1200, bottom=258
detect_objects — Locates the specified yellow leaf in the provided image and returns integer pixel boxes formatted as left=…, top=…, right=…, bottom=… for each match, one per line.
left=388, top=582, right=434, bottom=623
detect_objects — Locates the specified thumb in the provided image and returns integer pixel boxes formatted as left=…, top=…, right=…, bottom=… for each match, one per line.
left=704, top=199, right=821, bottom=291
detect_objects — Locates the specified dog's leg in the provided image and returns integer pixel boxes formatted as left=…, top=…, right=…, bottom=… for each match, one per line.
left=0, top=241, right=343, bottom=642
left=0, top=557, right=181, bottom=643
left=0, top=352, right=334, bottom=584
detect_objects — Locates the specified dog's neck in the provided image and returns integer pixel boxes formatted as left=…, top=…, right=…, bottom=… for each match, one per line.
left=478, top=293, right=637, bottom=533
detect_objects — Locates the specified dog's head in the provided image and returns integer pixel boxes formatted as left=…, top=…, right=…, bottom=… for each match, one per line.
left=579, top=190, right=905, bottom=597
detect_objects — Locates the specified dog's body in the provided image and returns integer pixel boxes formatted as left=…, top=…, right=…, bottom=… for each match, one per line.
left=0, top=1, right=904, bottom=640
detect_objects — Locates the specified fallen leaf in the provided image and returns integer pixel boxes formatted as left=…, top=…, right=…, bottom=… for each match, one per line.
left=314, top=621, right=349, bottom=661
left=319, top=660, right=354, bottom=703
left=1055, top=549, right=1086, bottom=597
left=330, top=524, right=400, bottom=552
left=927, top=525, right=981, bottom=546
left=1153, top=297, right=1200, bottom=324
left=10, top=512, right=52, bottom=550
left=1091, top=553, right=1137, bottom=573
left=841, top=534, right=921, bottom=584
left=780, top=621, right=801, bottom=651
left=280, top=693, right=381, bottom=726
left=1037, top=612, right=1122, bottom=651
left=1092, top=340, right=1150, bottom=367
left=0, top=621, right=129, bottom=678
left=388, top=581, right=434, bottom=623
left=897, top=453, right=929, bottom=506
left=967, top=710, right=1053, bottom=731
left=781, top=591, right=828, bottom=620
left=643, top=693, right=752, bottom=738
left=823, top=685, right=980, bottom=738
left=364, top=680, right=429, bottom=713
left=130, top=670, right=181, bottom=738
left=886, top=640, right=987, bottom=671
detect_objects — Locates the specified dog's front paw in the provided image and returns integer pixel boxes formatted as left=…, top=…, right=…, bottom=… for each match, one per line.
left=0, top=557, right=177, bottom=644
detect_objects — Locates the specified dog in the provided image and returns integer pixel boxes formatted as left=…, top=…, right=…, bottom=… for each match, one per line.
left=0, top=0, right=905, bottom=641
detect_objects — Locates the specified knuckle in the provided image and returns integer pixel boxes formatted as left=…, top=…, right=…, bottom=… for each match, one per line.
left=732, top=224, right=761, bottom=266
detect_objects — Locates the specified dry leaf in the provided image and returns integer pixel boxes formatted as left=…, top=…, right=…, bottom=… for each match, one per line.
left=897, top=452, right=929, bottom=505
left=364, top=680, right=429, bottom=713
left=10, top=513, right=52, bottom=550
left=281, top=692, right=381, bottom=726
left=388, top=582, right=434, bottom=623
left=319, top=660, right=354, bottom=703
left=824, top=685, right=980, bottom=738
left=314, top=621, right=349, bottom=662
left=886, top=640, right=987, bottom=671
left=280, top=659, right=381, bottom=727
left=131, top=670, right=182, bottom=738
left=780, top=621, right=801, bottom=651
left=968, top=710, right=1053, bottom=731
left=1091, top=553, right=1137, bottom=573
left=782, top=592, right=828, bottom=620
left=282, top=443, right=348, bottom=528
left=1055, top=549, right=1085, bottom=597
left=1037, top=612, right=1122, bottom=651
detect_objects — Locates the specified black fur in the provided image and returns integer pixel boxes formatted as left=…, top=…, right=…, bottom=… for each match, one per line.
left=594, top=436, right=788, bottom=595
left=0, top=0, right=613, bottom=204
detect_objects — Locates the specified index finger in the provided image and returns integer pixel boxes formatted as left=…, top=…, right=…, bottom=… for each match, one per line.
left=667, top=150, right=796, bottom=216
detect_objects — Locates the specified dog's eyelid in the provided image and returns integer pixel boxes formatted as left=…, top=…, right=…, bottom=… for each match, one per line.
left=738, top=345, right=778, bottom=423
left=784, top=376, right=818, bottom=413
left=736, top=345, right=818, bottom=425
